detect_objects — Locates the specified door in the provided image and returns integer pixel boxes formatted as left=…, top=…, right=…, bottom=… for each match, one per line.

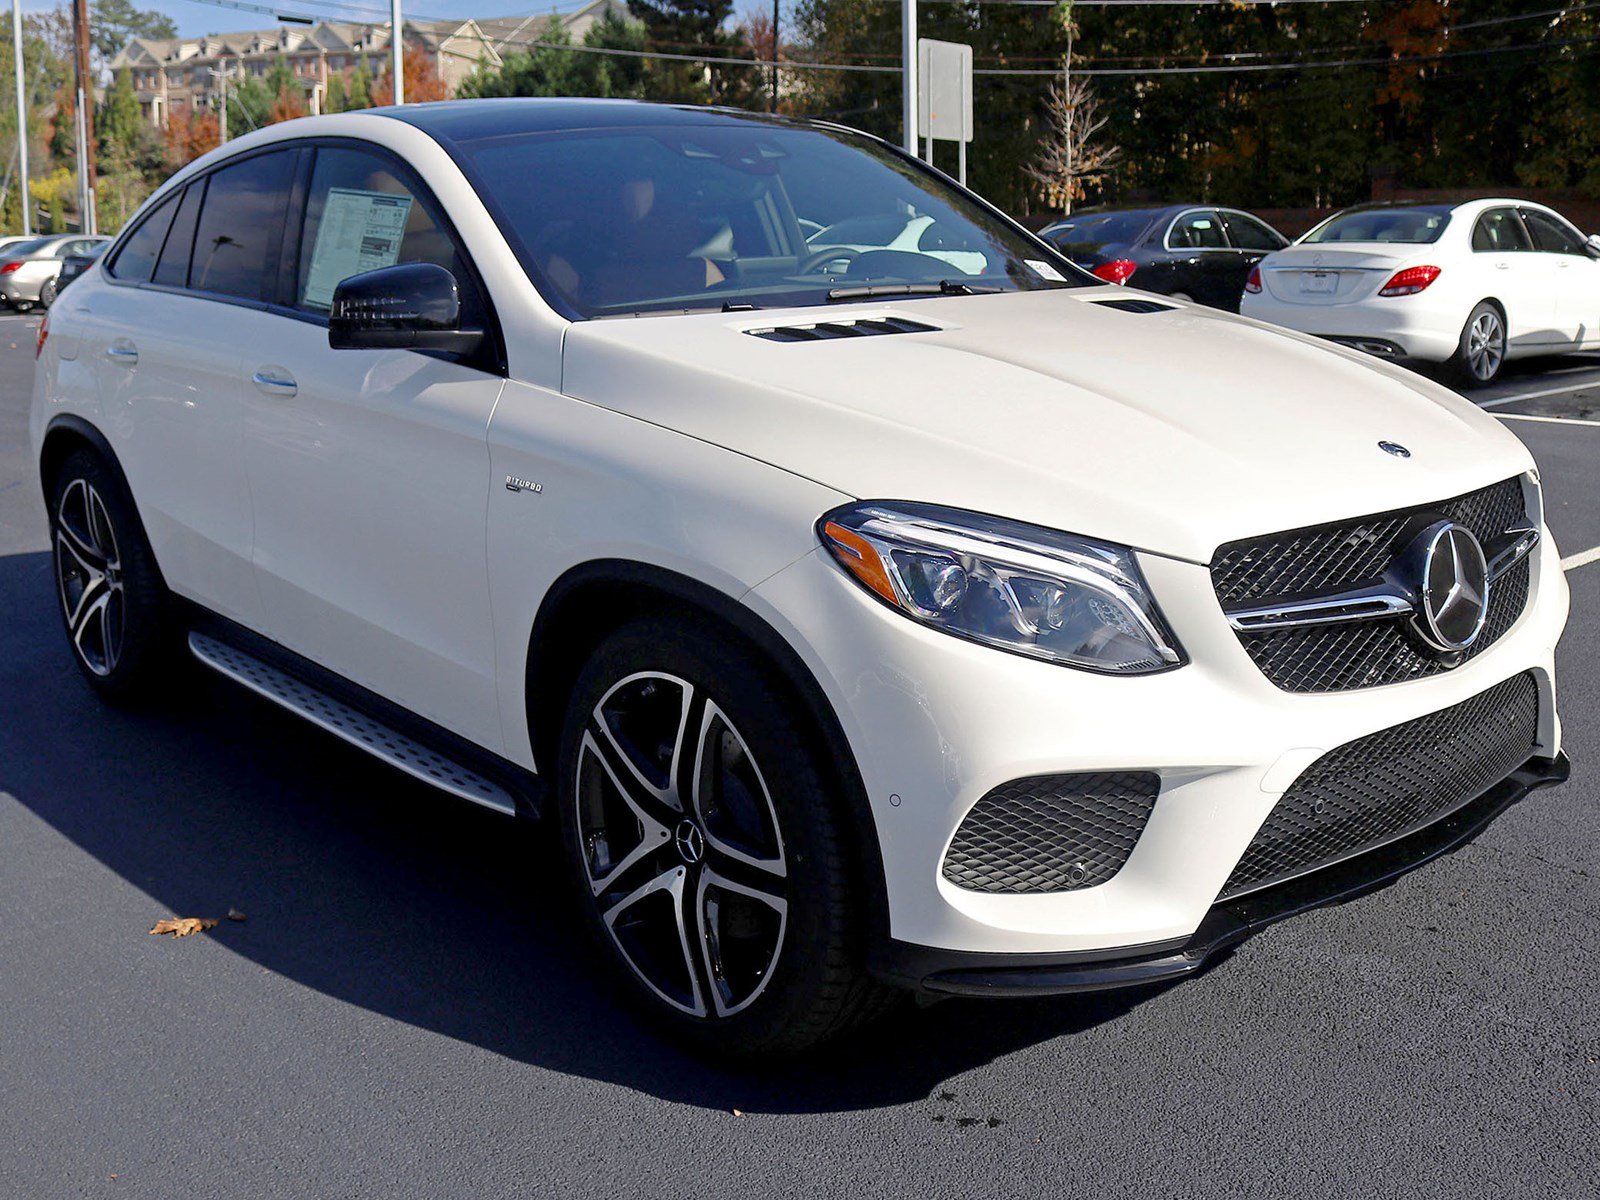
left=241, top=142, right=507, bottom=751
left=86, top=156, right=297, bottom=628
left=1164, top=209, right=1234, bottom=309
left=1520, top=206, right=1600, bottom=346
left=1220, top=211, right=1286, bottom=312
left=1469, top=207, right=1555, bottom=349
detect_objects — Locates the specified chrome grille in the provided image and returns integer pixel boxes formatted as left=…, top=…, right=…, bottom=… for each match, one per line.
left=1219, top=671, right=1539, bottom=900
left=1213, top=477, right=1531, bottom=692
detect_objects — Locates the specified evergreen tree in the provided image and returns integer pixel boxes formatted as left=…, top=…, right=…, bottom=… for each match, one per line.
left=325, top=74, right=348, bottom=114
left=348, top=60, right=374, bottom=109
left=99, top=67, right=142, bottom=154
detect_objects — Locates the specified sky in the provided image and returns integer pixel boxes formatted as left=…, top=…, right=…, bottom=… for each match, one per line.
left=21, top=0, right=595, bottom=39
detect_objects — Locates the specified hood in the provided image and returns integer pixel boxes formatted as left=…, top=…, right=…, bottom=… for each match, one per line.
left=560, top=288, right=1533, bottom=564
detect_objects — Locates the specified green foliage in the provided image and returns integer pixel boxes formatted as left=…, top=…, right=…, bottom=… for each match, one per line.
left=627, top=0, right=746, bottom=103
left=91, top=0, right=176, bottom=61
left=99, top=67, right=142, bottom=154
left=348, top=60, right=373, bottom=110
left=458, top=15, right=649, bottom=100
left=325, top=73, right=348, bottom=114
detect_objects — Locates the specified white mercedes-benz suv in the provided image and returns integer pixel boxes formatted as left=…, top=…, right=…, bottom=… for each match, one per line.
left=31, top=100, right=1570, bottom=1054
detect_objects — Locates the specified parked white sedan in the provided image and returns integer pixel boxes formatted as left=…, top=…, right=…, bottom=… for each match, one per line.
left=1241, top=199, right=1600, bottom=384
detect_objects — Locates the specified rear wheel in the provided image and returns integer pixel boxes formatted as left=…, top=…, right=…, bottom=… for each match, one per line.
left=555, top=615, right=891, bottom=1056
left=48, top=447, right=176, bottom=701
left=1452, top=302, right=1506, bottom=385
left=39, top=278, right=57, bottom=308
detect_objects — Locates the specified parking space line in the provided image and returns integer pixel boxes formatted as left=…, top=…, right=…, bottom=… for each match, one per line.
left=1493, top=412, right=1600, bottom=428
left=1562, top=545, right=1600, bottom=573
left=1475, top=380, right=1600, bottom=409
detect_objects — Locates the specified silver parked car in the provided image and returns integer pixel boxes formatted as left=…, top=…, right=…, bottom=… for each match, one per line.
left=0, top=235, right=110, bottom=311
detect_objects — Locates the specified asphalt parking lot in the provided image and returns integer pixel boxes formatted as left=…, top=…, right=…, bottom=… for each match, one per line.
left=1, top=308, right=1597, bottom=1199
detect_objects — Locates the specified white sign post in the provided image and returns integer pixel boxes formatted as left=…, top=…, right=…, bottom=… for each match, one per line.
left=917, top=38, right=973, bottom=185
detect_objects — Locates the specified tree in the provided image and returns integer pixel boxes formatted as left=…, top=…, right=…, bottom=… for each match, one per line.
left=325, top=74, right=348, bottom=115
left=348, top=60, right=373, bottom=109
left=90, top=0, right=176, bottom=61
left=1025, top=75, right=1121, bottom=213
left=373, top=45, right=449, bottom=106
left=458, top=15, right=649, bottom=100
left=99, top=67, right=142, bottom=154
left=164, top=107, right=219, bottom=168
left=628, top=0, right=746, bottom=103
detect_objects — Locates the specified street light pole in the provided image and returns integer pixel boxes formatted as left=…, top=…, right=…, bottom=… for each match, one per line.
left=389, top=0, right=404, bottom=105
left=71, top=0, right=95, bottom=233
left=901, top=0, right=917, bottom=153
left=208, top=61, right=237, bottom=143
left=11, top=0, right=30, bottom=235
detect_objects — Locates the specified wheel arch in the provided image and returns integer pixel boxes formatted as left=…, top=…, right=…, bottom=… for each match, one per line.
left=39, top=413, right=120, bottom=499
left=524, top=558, right=890, bottom=945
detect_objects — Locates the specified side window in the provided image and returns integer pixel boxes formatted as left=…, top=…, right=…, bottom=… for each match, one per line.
left=1521, top=209, right=1587, bottom=256
left=106, top=191, right=179, bottom=282
left=190, top=150, right=298, bottom=301
left=1223, top=212, right=1285, bottom=251
left=1169, top=210, right=1228, bottom=250
left=1471, top=209, right=1531, bottom=253
left=153, top=182, right=204, bottom=289
left=294, top=145, right=485, bottom=327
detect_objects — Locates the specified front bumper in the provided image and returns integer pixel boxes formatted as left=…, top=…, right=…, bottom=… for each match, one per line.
left=746, top=522, right=1569, bottom=959
left=877, top=752, right=1569, bottom=996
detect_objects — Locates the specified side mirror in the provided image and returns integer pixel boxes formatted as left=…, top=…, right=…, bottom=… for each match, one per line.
left=328, top=262, right=484, bottom=355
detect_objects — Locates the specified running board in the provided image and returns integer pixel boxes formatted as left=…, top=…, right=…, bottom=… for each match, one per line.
left=188, top=631, right=518, bottom=816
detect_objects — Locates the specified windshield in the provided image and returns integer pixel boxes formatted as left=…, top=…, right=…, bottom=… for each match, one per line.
left=1301, top=207, right=1451, bottom=245
left=451, top=123, right=1093, bottom=316
left=1042, top=211, right=1154, bottom=250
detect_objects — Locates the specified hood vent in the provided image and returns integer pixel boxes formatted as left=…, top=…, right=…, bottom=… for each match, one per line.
left=1091, top=298, right=1177, bottom=314
left=746, top=316, right=938, bottom=343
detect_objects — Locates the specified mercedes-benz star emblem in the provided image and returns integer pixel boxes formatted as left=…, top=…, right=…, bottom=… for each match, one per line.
left=674, top=819, right=706, bottom=865
left=1379, top=440, right=1411, bottom=458
left=1414, top=521, right=1490, bottom=653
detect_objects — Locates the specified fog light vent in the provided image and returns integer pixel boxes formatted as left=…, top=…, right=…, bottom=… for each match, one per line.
left=942, top=772, right=1160, bottom=894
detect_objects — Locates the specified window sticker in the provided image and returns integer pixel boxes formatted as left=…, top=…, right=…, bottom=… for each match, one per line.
left=302, top=187, right=414, bottom=310
left=1025, top=259, right=1066, bottom=282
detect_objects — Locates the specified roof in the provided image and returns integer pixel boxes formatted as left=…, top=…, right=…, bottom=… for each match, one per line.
left=381, top=97, right=805, bottom=143
left=109, top=18, right=499, bottom=69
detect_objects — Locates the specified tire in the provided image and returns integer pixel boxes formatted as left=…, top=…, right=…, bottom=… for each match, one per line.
left=48, top=447, right=177, bottom=702
left=1451, top=301, right=1506, bottom=386
left=12, top=298, right=34, bottom=313
left=38, top=278, right=57, bottom=308
left=555, top=614, right=893, bottom=1056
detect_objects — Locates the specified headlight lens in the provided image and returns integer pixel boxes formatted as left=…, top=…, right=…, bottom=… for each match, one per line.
left=819, top=502, right=1183, bottom=674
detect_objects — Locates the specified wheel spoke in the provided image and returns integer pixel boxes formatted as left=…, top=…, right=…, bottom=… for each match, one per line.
left=582, top=720, right=685, bottom=832
left=601, top=864, right=708, bottom=1018
left=593, top=672, right=693, bottom=815
left=71, top=588, right=113, bottom=673
left=695, top=865, right=787, bottom=1017
left=576, top=730, right=674, bottom=894
left=689, top=701, right=786, bottom=874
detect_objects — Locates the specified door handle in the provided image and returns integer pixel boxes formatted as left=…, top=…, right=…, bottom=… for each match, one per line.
left=251, top=368, right=298, bottom=398
left=105, top=341, right=138, bottom=366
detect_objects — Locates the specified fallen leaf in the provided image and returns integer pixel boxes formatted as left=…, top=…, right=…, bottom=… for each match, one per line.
left=150, top=917, right=218, bottom=938
left=226, top=908, right=247, bottom=922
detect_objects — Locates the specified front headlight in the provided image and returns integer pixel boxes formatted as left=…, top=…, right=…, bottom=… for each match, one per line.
left=819, top=502, right=1183, bottom=674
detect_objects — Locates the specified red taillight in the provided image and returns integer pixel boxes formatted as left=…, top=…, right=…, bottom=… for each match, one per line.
left=1092, top=259, right=1138, bottom=285
left=1244, top=265, right=1262, bottom=294
left=0, top=262, right=22, bottom=275
left=1377, top=265, right=1440, bottom=297
left=35, top=313, right=48, bottom=359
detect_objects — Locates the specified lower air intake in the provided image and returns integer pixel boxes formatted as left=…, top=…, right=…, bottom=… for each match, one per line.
left=942, top=772, right=1160, bottom=894
left=1219, top=671, right=1539, bottom=900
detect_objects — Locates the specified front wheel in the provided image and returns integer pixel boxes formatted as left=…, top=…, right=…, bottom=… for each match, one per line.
left=1452, top=302, right=1506, bottom=385
left=555, top=615, right=891, bottom=1056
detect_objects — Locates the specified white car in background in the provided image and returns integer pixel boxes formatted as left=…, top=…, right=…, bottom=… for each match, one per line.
left=1240, top=200, right=1600, bottom=384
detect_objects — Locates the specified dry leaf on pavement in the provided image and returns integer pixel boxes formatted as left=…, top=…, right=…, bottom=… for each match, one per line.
left=149, top=917, right=218, bottom=938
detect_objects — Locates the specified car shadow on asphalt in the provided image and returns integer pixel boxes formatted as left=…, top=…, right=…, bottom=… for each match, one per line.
left=0, top=548, right=1170, bottom=1114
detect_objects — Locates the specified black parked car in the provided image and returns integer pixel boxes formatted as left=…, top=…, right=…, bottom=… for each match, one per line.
left=1039, top=205, right=1289, bottom=311
left=40, top=241, right=109, bottom=308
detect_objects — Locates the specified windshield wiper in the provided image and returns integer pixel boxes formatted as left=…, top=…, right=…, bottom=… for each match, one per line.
left=826, top=279, right=1003, bottom=302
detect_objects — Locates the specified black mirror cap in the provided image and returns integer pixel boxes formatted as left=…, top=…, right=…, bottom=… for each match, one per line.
left=329, top=261, right=484, bottom=355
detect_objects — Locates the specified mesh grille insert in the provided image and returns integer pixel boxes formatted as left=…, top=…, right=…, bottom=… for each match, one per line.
left=1213, top=477, right=1531, bottom=692
left=1219, top=671, right=1539, bottom=900
left=942, top=772, right=1160, bottom=894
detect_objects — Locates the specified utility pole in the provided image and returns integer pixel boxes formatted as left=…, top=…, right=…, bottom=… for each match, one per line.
left=389, top=0, right=403, bottom=105
left=209, top=60, right=237, bottom=142
left=71, top=0, right=95, bottom=233
left=769, top=0, right=778, bottom=114
left=901, top=0, right=916, bottom=153
left=11, top=0, right=30, bottom=235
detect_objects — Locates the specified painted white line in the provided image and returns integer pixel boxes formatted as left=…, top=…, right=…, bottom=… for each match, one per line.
left=1494, top=412, right=1600, bottom=428
left=1562, top=544, right=1600, bottom=573
left=1475, top=379, right=1600, bottom=409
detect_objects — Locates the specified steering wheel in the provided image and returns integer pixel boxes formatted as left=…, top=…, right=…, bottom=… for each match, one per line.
left=799, top=246, right=862, bottom=275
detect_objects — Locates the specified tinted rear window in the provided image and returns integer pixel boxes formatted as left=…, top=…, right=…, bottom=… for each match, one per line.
left=1044, top=212, right=1153, bottom=248
left=107, top=194, right=178, bottom=282
left=190, top=150, right=297, bottom=301
left=1303, top=208, right=1451, bottom=245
